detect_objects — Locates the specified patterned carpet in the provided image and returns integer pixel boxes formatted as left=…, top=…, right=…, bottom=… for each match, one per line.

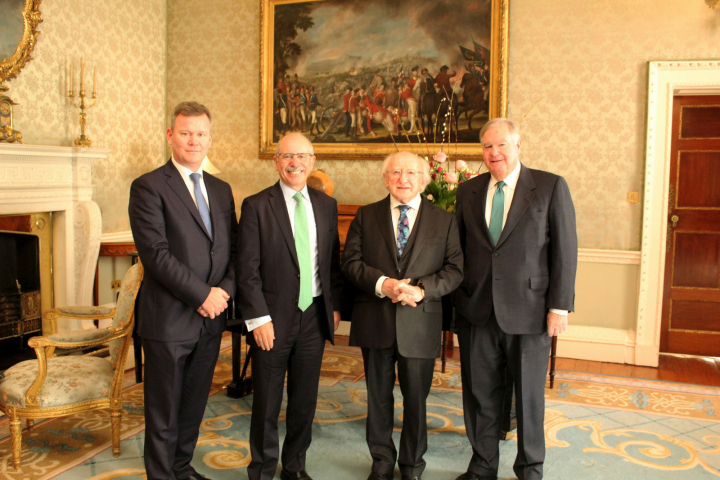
left=1, top=339, right=720, bottom=479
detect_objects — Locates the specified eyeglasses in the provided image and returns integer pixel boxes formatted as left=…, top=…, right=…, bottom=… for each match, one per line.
left=387, top=169, right=419, bottom=179
left=278, top=153, right=313, bottom=161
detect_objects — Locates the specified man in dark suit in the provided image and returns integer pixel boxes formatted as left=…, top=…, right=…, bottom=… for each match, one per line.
left=453, top=118, right=577, bottom=480
left=236, top=132, right=343, bottom=480
left=342, top=151, right=464, bottom=480
left=129, top=101, right=237, bottom=480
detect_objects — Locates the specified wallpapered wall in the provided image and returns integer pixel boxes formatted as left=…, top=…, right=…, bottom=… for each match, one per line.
left=167, top=0, right=720, bottom=251
left=6, top=0, right=167, bottom=233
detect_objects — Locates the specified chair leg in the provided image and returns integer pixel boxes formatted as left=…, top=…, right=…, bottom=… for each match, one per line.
left=111, top=408, right=122, bottom=458
left=9, top=411, right=22, bottom=469
left=26, top=419, right=34, bottom=431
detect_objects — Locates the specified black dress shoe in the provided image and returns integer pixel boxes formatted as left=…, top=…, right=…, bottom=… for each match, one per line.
left=187, top=473, right=213, bottom=480
left=455, top=473, right=497, bottom=480
left=280, top=469, right=313, bottom=480
left=367, top=473, right=393, bottom=480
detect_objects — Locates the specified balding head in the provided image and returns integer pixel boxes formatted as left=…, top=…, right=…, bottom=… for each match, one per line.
left=382, top=151, right=430, bottom=204
left=274, top=133, right=316, bottom=191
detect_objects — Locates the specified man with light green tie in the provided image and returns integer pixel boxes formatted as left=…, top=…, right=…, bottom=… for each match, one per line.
left=236, top=132, right=343, bottom=480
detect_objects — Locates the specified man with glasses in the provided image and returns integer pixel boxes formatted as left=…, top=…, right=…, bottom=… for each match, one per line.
left=342, top=151, right=463, bottom=480
left=236, top=132, right=343, bottom=480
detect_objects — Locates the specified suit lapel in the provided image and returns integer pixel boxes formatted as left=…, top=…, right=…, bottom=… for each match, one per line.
left=471, top=174, right=493, bottom=248
left=164, top=160, right=212, bottom=240
left=268, top=182, right=299, bottom=268
left=406, top=198, right=432, bottom=271
left=495, top=164, right=536, bottom=248
left=374, top=196, right=400, bottom=270
left=205, top=174, right=222, bottom=245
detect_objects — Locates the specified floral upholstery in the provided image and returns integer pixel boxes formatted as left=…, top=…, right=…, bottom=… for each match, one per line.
left=0, top=356, right=113, bottom=408
left=109, top=264, right=142, bottom=365
left=47, top=329, right=114, bottom=344
left=56, top=306, right=114, bottom=317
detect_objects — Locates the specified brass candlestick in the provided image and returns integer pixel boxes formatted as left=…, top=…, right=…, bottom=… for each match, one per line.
left=68, top=58, right=98, bottom=147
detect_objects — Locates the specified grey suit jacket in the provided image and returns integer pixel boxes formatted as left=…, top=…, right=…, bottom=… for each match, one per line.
left=236, top=181, right=343, bottom=350
left=342, top=195, right=463, bottom=359
left=454, top=164, right=577, bottom=334
left=129, top=160, right=237, bottom=342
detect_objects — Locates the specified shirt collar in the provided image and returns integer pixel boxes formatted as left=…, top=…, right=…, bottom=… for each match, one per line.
left=390, top=193, right=422, bottom=211
left=279, top=179, right=310, bottom=203
left=490, top=161, right=521, bottom=191
left=172, top=156, right=204, bottom=179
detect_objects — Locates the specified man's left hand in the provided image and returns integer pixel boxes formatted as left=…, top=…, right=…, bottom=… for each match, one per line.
left=333, top=311, right=341, bottom=331
left=547, top=312, right=568, bottom=337
left=393, top=279, right=423, bottom=307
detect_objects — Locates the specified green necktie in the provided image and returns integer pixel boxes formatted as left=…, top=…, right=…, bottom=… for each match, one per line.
left=293, top=192, right=313, bottom=311
left=488, top=180, right=506, bottom=246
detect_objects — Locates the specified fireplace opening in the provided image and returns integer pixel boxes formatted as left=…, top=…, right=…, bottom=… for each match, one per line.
left=0, top=231, right=42, bottom=371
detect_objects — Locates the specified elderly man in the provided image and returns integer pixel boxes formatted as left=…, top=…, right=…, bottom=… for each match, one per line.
left=342, top=151, right=463, bottom=480
left=129, top=101, right=236, bottom=480
left=236, top=132, right=343, bottom=480
left=453, top=118, right=578, bottom=480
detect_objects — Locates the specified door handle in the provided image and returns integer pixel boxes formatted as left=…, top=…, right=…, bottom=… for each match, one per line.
left=670, top=215, right=679, bottom=228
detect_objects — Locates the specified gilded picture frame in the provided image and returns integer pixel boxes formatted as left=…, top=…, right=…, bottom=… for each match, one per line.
left=0, top=0, right=43, bottom=91
left=259, top=0, right=509, bottom=159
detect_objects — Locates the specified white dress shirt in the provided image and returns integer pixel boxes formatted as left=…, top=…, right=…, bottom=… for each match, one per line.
left=245, top=181, right=322, bottom=331
left=172, top=157, right=210, bottom=210
left=486, top=163, right=567, bottom=316
left=375, top=193, right=422, bottom=297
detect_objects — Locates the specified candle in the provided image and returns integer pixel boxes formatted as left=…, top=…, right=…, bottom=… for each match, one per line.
left=93, top=67, right=97, bottom=94
left=80, top=57, right=84, bottom=90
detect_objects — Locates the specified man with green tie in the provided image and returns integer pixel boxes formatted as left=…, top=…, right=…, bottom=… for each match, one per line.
left=453, top=118, right=578, bottom=480
left=236, top=132, right=343, bottom=480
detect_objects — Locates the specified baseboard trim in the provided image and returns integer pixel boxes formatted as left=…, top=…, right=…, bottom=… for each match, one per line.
left=578, top=249, right=640, bottom=265
left=101, top=231, right=134, bottom=243
left=557, top=325, right=637, bottom=364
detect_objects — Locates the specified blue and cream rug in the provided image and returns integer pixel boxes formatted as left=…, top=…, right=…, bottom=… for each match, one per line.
left=1, top=341, right=720, bottom=479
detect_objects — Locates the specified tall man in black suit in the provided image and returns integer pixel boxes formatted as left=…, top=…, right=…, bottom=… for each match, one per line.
left=342, top=152, right=463, bottom=480
left=129, top=101, right=237, bottom=480
left=453, top=118, right=577, bottom=480
left=237, top=132, right=343, bottom=480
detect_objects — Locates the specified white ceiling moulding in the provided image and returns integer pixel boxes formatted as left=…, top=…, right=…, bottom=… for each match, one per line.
left=637, top=60, right=720, bottom=367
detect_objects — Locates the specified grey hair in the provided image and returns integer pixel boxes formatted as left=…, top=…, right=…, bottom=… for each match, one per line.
left=479, top=117, right=520, bottom=145
left=275, top=133, right=315, bottom=156
left=170, top=101, right=212, bottom=130
left=381, top=152, right=431, bottom=190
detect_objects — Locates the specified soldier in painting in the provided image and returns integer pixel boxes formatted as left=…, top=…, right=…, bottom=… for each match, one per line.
left=308, top=86, right=322, bottom=135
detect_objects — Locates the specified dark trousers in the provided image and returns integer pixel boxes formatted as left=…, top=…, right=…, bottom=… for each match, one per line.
left=362, top=345, right=436, bottom=478
left=247, top=298, right=326, bottom=480
left=457, top=314, right=552, bottom=480
left=142, top=324, right=222, bottom=480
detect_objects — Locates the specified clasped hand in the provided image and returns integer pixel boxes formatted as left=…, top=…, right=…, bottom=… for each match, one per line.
left=196, top=287, right=230, bottom=319
left=381, top=278, right=423, bottom=307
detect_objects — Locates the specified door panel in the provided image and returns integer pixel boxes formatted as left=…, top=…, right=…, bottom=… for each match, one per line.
left=661, top=95, right=720, bottom=356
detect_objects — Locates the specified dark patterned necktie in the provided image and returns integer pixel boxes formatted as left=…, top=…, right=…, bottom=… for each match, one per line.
left=397, top=205, right=411, bottom=257
left=190, top=173, right=213, bottom=240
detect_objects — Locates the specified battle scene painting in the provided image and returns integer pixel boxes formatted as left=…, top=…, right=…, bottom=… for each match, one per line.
left=260, top=0, right=508, bottom=158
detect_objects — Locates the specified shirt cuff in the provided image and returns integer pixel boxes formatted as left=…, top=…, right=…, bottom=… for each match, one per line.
left=245, top=315, right=272, bottom=332
left=375, top=276, right=389, bottom=298
left=549, top=309, right=568, bottom=316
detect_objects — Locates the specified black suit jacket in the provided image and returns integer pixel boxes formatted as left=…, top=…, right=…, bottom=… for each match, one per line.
left=342, top=196, right=463, bottom=359
left=454, top=164, right=577, bottom=334
left=129, top=160, right=237, bottom=341
left=236, top=181, right=343, bottom=350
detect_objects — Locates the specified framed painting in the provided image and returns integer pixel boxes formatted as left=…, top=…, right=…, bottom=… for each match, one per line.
left=259, top=0, right=509, bottom=159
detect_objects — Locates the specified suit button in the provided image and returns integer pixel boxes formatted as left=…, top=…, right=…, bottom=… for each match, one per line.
left=493, top=253, right=498, bottom=257
left=211, top=250, right=215, bottom=256
left=293, top=298, right=298, bottom=304
left=297, top=274, right=300, bottom=279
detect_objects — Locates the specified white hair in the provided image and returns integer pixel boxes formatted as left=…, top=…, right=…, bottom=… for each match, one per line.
left=381, top=151, right=431, bottom=190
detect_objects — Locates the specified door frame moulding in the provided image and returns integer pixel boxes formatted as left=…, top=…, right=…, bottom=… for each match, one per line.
left=636, top=60, right=720, bottom=367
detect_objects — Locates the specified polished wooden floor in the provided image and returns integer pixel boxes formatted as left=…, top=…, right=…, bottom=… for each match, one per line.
left=333, top=335, right=720, bottom=388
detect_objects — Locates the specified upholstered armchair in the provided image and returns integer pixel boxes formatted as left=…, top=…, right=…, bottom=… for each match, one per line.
left=0, top=262, right=143, bottom=469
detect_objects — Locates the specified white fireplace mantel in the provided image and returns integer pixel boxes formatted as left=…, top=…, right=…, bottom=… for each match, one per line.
left=0, top=143, right=109, bottom=331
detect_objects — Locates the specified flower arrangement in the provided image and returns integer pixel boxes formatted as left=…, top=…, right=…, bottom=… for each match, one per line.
left=423, top=151, right=480, bottom=213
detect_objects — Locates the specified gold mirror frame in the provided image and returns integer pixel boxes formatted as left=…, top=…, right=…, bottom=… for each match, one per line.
left=259, top=0, right=509, bottom=160
left=0, top=0, right=43, bottom=93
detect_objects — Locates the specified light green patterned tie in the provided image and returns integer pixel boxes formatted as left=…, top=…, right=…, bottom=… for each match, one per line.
left=293, top=192, right=313, bottom=311
left=488, top=180, right=506, bottom=246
